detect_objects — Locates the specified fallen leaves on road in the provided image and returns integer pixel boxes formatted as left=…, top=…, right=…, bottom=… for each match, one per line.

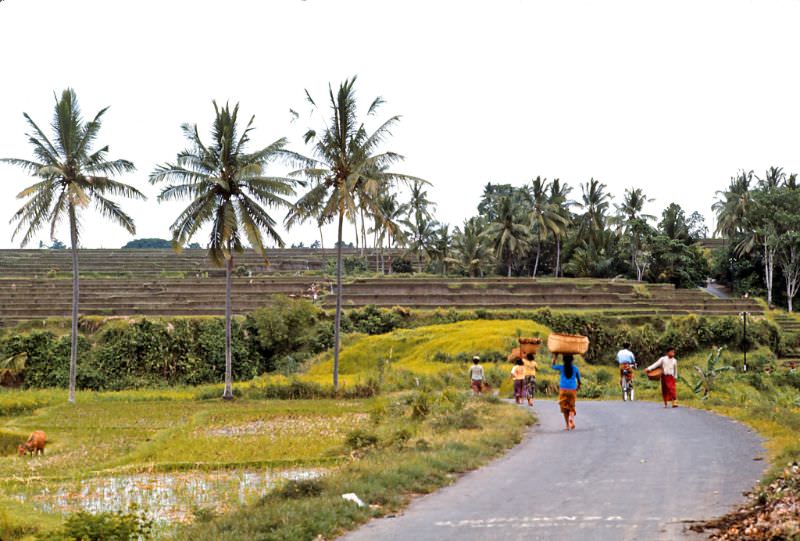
left=693, top=462, right=800, bottom=540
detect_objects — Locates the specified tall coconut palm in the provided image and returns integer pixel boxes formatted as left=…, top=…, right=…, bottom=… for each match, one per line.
left=526, top=177, right=568, bottom=277
left=576, top=178, right=612, bottom=248
left=712, top=170, right=753, bottom=240
left=453, top=217, right=490, bottom=277
left=286, top=77, right=420, bottom=390
left=150, top=101, right=298, bottom=400
left=757, top=166, right=785, bottom=190
left=3, top=89, right=144, bottom=404
left=284, top=178, right=333, bottom=268
left=548, top=179, right=573, bottom=277
left=403, top=180, right=436, bottom=272
left=483, top=196, right=530, bottom=277
left=373, top=190, right=407, bottom=273
left=613, top=187, right=655, bottom=279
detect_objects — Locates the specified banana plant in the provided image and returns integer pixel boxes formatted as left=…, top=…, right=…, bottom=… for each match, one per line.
left=679, top=347, right=734, bottom=399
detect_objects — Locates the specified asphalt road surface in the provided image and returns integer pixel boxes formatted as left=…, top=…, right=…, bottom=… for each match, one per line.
left=341, top=400, right=765, bottom=541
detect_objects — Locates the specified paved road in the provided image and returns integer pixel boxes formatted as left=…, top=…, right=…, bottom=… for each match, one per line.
left=342, top=401, right=765, bottom=541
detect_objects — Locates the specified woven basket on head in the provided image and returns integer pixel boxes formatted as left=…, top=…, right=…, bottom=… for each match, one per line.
left=518, top=337, right=542, bottom=355
left=547, top=333, right=590, bottom=355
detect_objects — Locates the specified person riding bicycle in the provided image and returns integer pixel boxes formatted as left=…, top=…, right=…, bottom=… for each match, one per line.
left=616, top=343, right=637, bottom=385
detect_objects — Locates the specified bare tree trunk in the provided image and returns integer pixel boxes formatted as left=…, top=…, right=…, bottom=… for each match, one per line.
left=68, top=207, right=79, bottom=404
left=764, top=239, right=775, bottom=306
left=222, top=251, right=234, bottom=400
left=333, top=210, right=345, bottom=391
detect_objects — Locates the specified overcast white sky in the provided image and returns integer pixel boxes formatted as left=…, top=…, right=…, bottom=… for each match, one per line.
left=1, top=0, right=799, bottom=249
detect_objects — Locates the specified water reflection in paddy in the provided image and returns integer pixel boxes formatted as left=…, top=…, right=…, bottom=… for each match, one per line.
left=13, top=467, right=327, bottom=523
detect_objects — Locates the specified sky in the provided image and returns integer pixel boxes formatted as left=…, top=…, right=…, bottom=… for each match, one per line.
left=1, top=0, right=800, bottom=249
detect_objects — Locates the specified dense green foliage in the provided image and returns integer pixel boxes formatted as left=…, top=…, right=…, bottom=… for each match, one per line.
left=121, top=238, right=173, bottom=248
left=712, top=168, right=800, bottom=311
left=0, top=300, right=421, bottom=390
left=39, top=510, right=151, bottom=541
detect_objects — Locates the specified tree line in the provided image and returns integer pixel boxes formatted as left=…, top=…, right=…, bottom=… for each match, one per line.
left=4, top=81, right=799, bottom=402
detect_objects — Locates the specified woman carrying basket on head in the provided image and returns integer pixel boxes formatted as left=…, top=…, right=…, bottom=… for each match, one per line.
left=551, top=353, right=581, bottom=431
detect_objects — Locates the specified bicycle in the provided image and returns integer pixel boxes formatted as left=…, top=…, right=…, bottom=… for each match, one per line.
left=620, top=362, right=636, bottom=401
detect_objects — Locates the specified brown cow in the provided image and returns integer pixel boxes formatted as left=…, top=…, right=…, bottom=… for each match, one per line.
left=18, top=430, right=46, bottom=456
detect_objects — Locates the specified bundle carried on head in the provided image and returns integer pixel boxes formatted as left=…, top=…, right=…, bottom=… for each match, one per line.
left=547, top=333, right=589, bottom=355
left=518, top=337, right=542, bottom=355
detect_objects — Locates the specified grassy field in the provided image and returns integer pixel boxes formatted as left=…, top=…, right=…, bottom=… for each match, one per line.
left=0, top=320, right=542, bottom=540
left=2, top=319, right=799, bottom=540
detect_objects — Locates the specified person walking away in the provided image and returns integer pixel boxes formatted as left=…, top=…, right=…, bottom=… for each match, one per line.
left=523, top=352, right=538, bottom=406
left=616, top=342, right=636, bottom=393
left=647, top=347, right=678, bottom=408
left=551, top=353, right=581, bottom=430
left=511, top=359, right=525, bottom=404
left=469, top=356, right=485, bottom=395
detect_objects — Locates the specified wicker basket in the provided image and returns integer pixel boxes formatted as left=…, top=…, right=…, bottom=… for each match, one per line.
left=547, top=333, right=590, bottom=355
left=518, top=337, right=542, bottom=355
left=507, top=348, right=522, bottom=362
left=646, top=367, right=663, bottom=381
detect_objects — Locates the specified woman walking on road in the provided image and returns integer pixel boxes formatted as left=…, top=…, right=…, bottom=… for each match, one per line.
left=469, top=356, right=485, bottom=395
left=647, top=347, right=678, bottom=408
left=551, top=354, right=581, bottom=430
left=511, top=358, right=525, bottom=404
left=523, top=352, right=538, bottom=406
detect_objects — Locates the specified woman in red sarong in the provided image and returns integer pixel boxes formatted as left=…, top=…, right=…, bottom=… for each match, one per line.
left=647, top=347, right=679, bottom=408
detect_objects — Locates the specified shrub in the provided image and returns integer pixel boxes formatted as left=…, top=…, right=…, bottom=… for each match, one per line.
left=385, top=428, right=413, bottom=449
left=342, top=305, right=403, bottom=335
left=345, top=429, right=379, bottom=451
left=275, top=478, right=325, bottom=499
left=40, top=510, right=152, bottom=541
left=391, top=257, right=414, bottom=274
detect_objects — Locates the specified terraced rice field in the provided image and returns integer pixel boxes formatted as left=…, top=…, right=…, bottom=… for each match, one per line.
left=0, top=249, right=763, bottom=326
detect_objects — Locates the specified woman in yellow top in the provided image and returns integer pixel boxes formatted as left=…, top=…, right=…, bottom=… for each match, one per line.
left=510, top=359, right=525, bottom=404
left=523, top=353, right=538, bottom=406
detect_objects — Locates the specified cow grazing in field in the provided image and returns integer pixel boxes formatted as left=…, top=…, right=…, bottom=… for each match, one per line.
left=18, top=430, right=46, bottom=456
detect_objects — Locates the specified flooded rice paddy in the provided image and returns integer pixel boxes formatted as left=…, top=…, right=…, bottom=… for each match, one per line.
left=9, top=467, right=328, bottom=524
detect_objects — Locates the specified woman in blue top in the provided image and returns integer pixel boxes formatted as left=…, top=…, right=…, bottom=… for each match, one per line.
left=551, top=353, right=581, bottom=431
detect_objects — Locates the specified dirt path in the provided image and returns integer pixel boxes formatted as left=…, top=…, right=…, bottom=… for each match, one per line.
left=341, top=400, right=765, bottom=541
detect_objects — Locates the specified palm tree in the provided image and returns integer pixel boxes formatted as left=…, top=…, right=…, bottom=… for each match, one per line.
left=548, top=179, right=573, bottom=277
left=403, top=180, right=436, bottom=272
left=286, top=77, right=420, bottom=390
left=453, top=217, right=490, bottom=277
left=483, top=196, right=530, bottom=277
left=526, top=177, right=568, bottom=277
left=284, top=178, right=333, bottom=268
left=712, top=170, right=753, bottom=240
left=576, top=178, right=612, bottom=248
left=3, top=89, right=144, bottom=404
left=402, top=211, right=438, bottom=272
left=373, top=190, right=407, bottom=273
left=613, top=187, right=655, bottom=280
left=757, top=166, right=785, bottom=190
left=150, top=101, right=298, bottom=400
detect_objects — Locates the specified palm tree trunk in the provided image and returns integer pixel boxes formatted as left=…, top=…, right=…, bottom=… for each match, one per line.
left=333, top=210, right=345, bottom=391
left=222, top=252, right=234, bottom=400
left=360, top=207, right=367, bottom=259
left=389, top=233, right=392, bottom=274
left=319, top=225, right=326, bottom=268
left=555, top=236, right=561, bottom=278
left=533, top=240, right=541, bottom=278
left=507, top=251, right=512, bottom=277
left=68, top=207, right=79, bottom=404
